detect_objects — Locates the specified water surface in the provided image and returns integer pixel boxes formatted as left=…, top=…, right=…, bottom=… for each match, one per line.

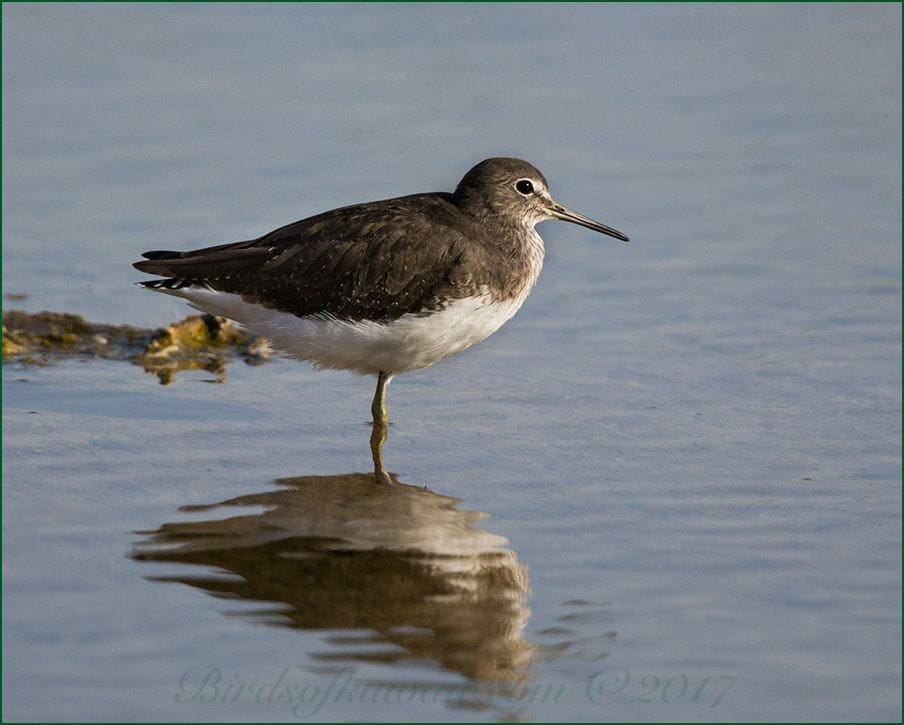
left=3, top=3, right=901, bottom=721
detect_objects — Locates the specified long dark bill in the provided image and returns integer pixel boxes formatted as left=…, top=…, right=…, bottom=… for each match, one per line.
left=549, top=202, right=629, bottom=242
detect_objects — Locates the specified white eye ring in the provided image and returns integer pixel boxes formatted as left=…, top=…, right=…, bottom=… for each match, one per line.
left=514, top=179, right=535, bottom=196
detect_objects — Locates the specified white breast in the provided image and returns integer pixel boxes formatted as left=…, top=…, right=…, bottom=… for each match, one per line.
left=155, top=286, right=529, bottom=375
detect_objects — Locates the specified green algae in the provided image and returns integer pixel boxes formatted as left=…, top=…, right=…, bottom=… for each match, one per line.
left=2, top=310, right=270, bottom=385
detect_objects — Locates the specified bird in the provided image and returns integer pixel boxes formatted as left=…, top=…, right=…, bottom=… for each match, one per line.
left=133, top=157, right=628, bottom=483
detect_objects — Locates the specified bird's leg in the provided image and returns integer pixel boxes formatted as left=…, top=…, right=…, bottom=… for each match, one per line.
left=370, top=371, right=392, bottom=484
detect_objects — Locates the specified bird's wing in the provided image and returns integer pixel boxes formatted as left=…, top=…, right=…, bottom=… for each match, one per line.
left=133, top=193, right=482, bottom=320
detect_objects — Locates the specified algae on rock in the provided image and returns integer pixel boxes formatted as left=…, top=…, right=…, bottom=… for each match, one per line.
left=2, top=310, right=270, bottom=384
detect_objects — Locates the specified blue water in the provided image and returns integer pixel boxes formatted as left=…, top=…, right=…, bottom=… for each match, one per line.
left=3, top=3, right=901, bottom=721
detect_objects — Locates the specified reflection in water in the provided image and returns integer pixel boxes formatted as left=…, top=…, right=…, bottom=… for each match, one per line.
left=132, top=473, right=532, bottom=685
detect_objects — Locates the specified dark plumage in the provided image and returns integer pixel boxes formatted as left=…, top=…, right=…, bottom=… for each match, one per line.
left=135, top=192, right=532, bottom=322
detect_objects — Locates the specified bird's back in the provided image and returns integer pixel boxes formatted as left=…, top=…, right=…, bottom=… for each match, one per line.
left=134, top=192, right=531, bottom=322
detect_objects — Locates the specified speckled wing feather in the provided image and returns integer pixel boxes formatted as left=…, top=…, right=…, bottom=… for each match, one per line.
left=133, top=193, right=486, bottom=321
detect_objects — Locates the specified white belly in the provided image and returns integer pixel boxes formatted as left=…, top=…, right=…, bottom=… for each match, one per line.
left=148, top=285, right=531, bottom=375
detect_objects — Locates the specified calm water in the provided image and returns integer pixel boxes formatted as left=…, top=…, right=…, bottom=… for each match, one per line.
left=3, top=3, right=901, bottom=721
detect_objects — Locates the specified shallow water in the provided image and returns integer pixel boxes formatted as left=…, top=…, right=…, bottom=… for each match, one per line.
left=3, top=3, right=901, bottom=721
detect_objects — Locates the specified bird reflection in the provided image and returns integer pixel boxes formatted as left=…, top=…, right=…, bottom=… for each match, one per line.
left=132, top=473, right=532, bottom=684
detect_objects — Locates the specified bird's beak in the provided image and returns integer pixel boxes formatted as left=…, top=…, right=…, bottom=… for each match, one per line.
left=547, top=199, right=629, bottom=242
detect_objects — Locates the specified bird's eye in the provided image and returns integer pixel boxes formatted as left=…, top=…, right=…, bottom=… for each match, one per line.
left=515, top=179, right=534, bottom=196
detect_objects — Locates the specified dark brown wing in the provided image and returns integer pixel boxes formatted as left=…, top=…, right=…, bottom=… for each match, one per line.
left=133, top=193, right=486, bottom=321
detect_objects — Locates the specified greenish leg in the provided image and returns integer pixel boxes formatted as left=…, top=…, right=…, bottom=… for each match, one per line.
left=370, top=371, right=392, bottom=484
